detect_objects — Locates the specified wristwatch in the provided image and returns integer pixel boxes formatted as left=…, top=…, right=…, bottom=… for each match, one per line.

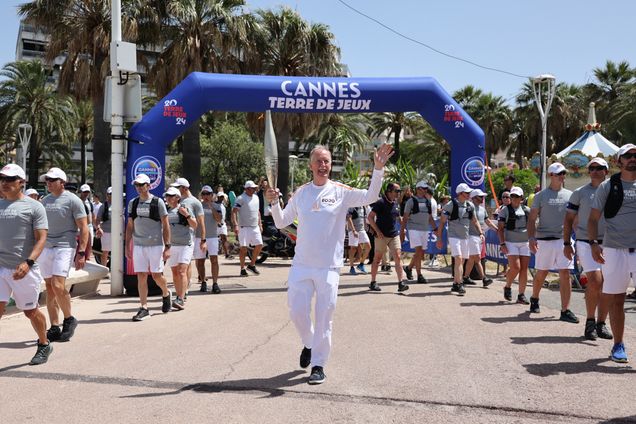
left=563, top=241, right=572, bottom=246
left=590, top=240, right=599, bottom=246
left=164, top=244, right=171, bottom=249
left=25, top=259, right=35, bottom=268
left=77, top=251, right=86, bottom=257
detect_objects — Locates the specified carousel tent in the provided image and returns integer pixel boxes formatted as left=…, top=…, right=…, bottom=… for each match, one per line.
left=556, top=102, right=619, bottom=158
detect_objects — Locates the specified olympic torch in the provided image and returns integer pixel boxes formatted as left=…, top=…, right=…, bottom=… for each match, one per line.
left=264, top=110, right=278, bottom=190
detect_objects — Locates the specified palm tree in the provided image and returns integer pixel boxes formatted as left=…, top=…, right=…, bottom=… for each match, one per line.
left=366, top=112, right=424, bottom=162
left=0, top=61, right=77, bottom=185
left=304, top=114, right=369, bottom=164
left=252, top=7, right=341, bottom=197
left=76, top=100, right=94, bottom=183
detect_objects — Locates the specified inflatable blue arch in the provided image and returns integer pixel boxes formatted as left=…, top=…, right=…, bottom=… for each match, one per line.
left=127, top=72, right=485, bottom=201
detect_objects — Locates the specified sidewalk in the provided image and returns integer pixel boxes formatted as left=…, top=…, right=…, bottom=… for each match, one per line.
left=1, top=257, right=635, bottom=423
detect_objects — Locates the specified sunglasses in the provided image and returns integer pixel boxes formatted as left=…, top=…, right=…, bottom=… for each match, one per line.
left=555, top=171, right=567, bottom=176
left=202, top=192, right=213, bottom=195
left=45, top=177, right=60, bottom=182
left=502, top=196, right=511, bottom=199
left=134, top=183, right=147, bottom=187
left=165, top=194, right=177, bottom=198
left=510, top=194, right=522, bottom=199
left=0, top=175, right=21, bottom=182
left=620, top=152, right=636, bottom=160
left=588, top=166, right=607, bottom=171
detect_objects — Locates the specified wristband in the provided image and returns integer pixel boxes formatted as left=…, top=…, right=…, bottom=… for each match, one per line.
left=563, top=241, right=572, bottom=246
left=25, top=259, right=35, bottom=268
left=499, top=243, right=506, bottom=246
left=77, top=251, right=86, bottom=257
left=164, top=244, right=171, bottom=249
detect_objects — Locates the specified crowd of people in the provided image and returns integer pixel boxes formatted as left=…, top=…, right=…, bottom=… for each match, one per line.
left=0, top=142, right=634, bottom=382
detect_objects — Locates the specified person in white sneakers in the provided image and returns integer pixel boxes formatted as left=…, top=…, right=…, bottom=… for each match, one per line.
left=463, top=188, right=497, bottom=287
left=266, top=143, right=393, bottom=385
left=401, top=181, right=436, bottom=284
left=95, top=187, right=113, bottom=267
left=232, top=181, right=263, bottom=277
left=195, top=185, right=223, bottom=294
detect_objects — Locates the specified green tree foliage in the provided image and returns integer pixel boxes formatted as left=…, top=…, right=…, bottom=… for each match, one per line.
left=490, top=168, right=539, bottom=204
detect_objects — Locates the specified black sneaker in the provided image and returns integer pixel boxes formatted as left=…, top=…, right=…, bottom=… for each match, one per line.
left=516, top=293, right=530, bottom=305
left=46, top=325, right=62, bottom=342
left=503, top=287, right=512, bottom=301
left=584, top=318, right=598, bottom=340
left=246, top=264, right=260, bottom=275
left=560, top=309, right=579, bottom=324
left=451, top=283, right=466, bottom=295
left=172, top=296, right=184, bottom=311
left=369, top=281, right=382, bottom=291
left=240, top=268, right=248, bottom=277
left=529, top=297, right=540, bottom=313
left=162, top=290, right=172, bottom=313
left=596, top=322, right=613, bottom=340
left=30, top=342, right=53, bottom=365
left=308, top=366, right=326, bottom=385
left=397, top=280, right=409, bottom=292
left=200, top=281, right=207, bottom=292
left=212, top=282, right=221, bottom=294
left=403, top=266, right=413, bottom=281
left=417, top=274, right=427, bottom=284
left=462, top=277, right=477, bottom=286
left=132, top=307, right=150, bottom=321
left=300, top=347, right=311, bottom=369
left=482, top=277, right=493, bottom=287
left=58, top=316, right=78, bottom=342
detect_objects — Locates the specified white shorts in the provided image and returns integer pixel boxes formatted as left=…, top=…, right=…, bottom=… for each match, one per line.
left=101, top=232, right=112, bottom=251
left=0, top=266, right=42, bottom=310
left=39, top=247, right=75, bottom=279
left=239, top=227, right=263, bottom=247
left=448, top=237, right=470, bottom=259
left=576, top=241, right=601, bottom=274
left=193, top=237, right=220, bottom=259
left=408, top=229, right=431, bottom=249
left=348, top=230, right=370, bottom=247
left=218, top=223, right=228, bottom=236
left=601, top=247, right=636, bottom=294
left=505, top=241, right=530, bottom=257
left=535, top=239, right=574, bottom=270
left=133, top=245, right=164, bottom=274
left=468, top=235, right=482, bottom=256
left=167, top=244, right=195, bottom=267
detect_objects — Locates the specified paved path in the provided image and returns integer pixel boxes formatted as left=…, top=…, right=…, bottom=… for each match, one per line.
left=1, top=257, right=635, bottom=423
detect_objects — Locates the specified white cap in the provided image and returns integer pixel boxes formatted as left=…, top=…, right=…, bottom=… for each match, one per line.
left=469, top=188, right=486, bottom=198
left=216, top=192, right=226, bottom=198
left=106, top=186, right=112, bottom=194
left=510, top=186, right=524, bottom=197
left=80, top=184, right=91, bottom=192
left=164, top=187, right=181, bottom=197
left=42, top=167, right=67, bottom=182
left=25, top=188, right=39, bottom=196
left=201, top=185, right=213, bottom=193
left=1, top=164, right=26, bottom=179
left=617, top=143, right=636, bottom=158
left=244, top=180, right=258, bottom=189
left=548, top=162, right=566, bottom=175
left=170, top=177, right=190, bottom=188
left=455, top=183, right=472, bottom=194
left=415, top=180, right=429, bottom=189
left=133, top=174, right=151, bottom=185
left=588, top=157, right=609, bottom=169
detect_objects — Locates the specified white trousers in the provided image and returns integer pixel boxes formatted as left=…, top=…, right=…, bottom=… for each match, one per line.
left=287, top=265, right=340, bottom=368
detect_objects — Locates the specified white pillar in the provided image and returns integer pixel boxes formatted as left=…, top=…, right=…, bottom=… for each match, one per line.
left=531, top=74, right=556, bottom=190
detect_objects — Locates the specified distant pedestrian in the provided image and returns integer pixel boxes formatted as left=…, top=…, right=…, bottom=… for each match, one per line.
left=95, top=187, right=113, bottom=267
left=463, top=189, right=496, bottom=287
left=401, top=181, right=436, bottom=284
left=232, top=181, right=263, bottom=276
left=195, top=185, right=222, bottom=294
left=346, top=205, right=370, bottom=275
left=25, top=188, right=40, bottom=200
left=78, top=184, right=96, bottom=260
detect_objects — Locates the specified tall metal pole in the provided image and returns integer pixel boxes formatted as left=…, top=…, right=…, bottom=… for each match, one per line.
left=17, top=123, right=32, bottom=179
left=109, top=0, right=124, bottom=295
left=531, top=74, right=556, bottom=189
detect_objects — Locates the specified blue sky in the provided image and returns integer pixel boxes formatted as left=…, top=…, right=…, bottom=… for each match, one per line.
left=2, top=0, right=635, bottom=104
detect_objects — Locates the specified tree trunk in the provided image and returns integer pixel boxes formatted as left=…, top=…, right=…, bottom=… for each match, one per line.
left=80, top=128, right=86, bottom=183
left=277, top=123, right=291, bottom=198
left=392, top=126, right=401, bottom=163
left=182, top=119, right=201, bottom=191
left=27, top=132, right=39, bottom=187
left=92, top=96, right=111, bottom=197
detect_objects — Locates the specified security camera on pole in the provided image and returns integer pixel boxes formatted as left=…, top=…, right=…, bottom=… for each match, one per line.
left=531, top=74, right=556, bottom=189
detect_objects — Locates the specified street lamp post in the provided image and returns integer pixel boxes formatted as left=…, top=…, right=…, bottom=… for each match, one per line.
left=17, top=123, right=32, bottom=179
left=531, top=74, right=556, bottom=189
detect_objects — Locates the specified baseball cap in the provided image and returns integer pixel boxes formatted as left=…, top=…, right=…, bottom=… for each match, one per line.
left=547, top=162, right=566, bottom=174
left=617, top=143, right=636, bottom=158
left=588, top=157, right=608, bottom=169
left=106, top=186, right=113, bottom=194
left=133, top=174, right=151, bottom=185
left=216, top=192, right=226, bottom=198
left=164, top=187, right=181, bottom=197
left=42, top=167, right=67, bottom=181
left=455, top=183, right=472, bottom=194
left=80, top=184, right=91, bottom=193
left=201, top=185, right=213, bottom=193
left=170, top=177, right=190, bottom=188
left=469, top=188, right=486, bottom=198
left=415, top=180, right=429, bottom=189
left=244, top=180, right=258, bottom=189
left=510, top=186, right=524, bottom=197
left=1, top=164, right=26, bottom=179
left=25, top=188, right=39, bottom=196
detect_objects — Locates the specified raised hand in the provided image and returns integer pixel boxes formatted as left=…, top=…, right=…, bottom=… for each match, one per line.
left=374, top=143, right=395, bottom=170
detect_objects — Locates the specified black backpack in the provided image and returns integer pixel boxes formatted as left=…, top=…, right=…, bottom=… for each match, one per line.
left=505, top=204, right=530, bottom=230
left=410, top=197, right=432, bottom=215
left=604, top=173, right=623, bottom=219
left=350, top=207, right=359, bottom=220
left=449, top=198, right=473, bottom=221
left=83, top=199, right=93, bottom=217
left=101, top=201, right=109, bottom=223
left=130, top=196, right=160, bottom=221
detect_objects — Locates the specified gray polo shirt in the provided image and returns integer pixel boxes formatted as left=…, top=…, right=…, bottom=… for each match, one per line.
left=443, top=199, right=472, bottom=239
left=167, top=205, right=194, bottom=246
left=0, top=197, right=48, bottom=270
left=41, top=191, right=87, bottom=249
left=592, top=178, right=636, bottom=249
left=469, top=204, right=487, bottom=237
left=234, top=192, right=260, bottom=227
left=498, top=205, right=529, bottom=243
left=567, top=183, right=605, bottom=240
left=347, top=206, right=367, bottom=231
left=181, top=195, right=204, bottom=238
left=404, top=196, right=432, bottom=231
left=531, top=187, right=572, bottom=239
left=127, top=195, right=168, bottom=246
left=100, top=202, right=112, bottom=233
left=202, top=202, right=221, bottom=238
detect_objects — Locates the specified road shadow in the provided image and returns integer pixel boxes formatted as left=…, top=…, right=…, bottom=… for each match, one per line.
left=481, top=311, right=558, bottom=324
left=402, top=291, right=454, bottom=298
left=523, top=357, right=636, bottom=377
left=510, top=335, right=596, bottom=346
left=79, top=317, right=137, bottom=324
left=0, top=340, right=37, bottom=350
left=0, top=362, right=30, bottom=373
left=460, top=301, right=518, bottom=307
left=598, top=415, right=636, bottom=423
